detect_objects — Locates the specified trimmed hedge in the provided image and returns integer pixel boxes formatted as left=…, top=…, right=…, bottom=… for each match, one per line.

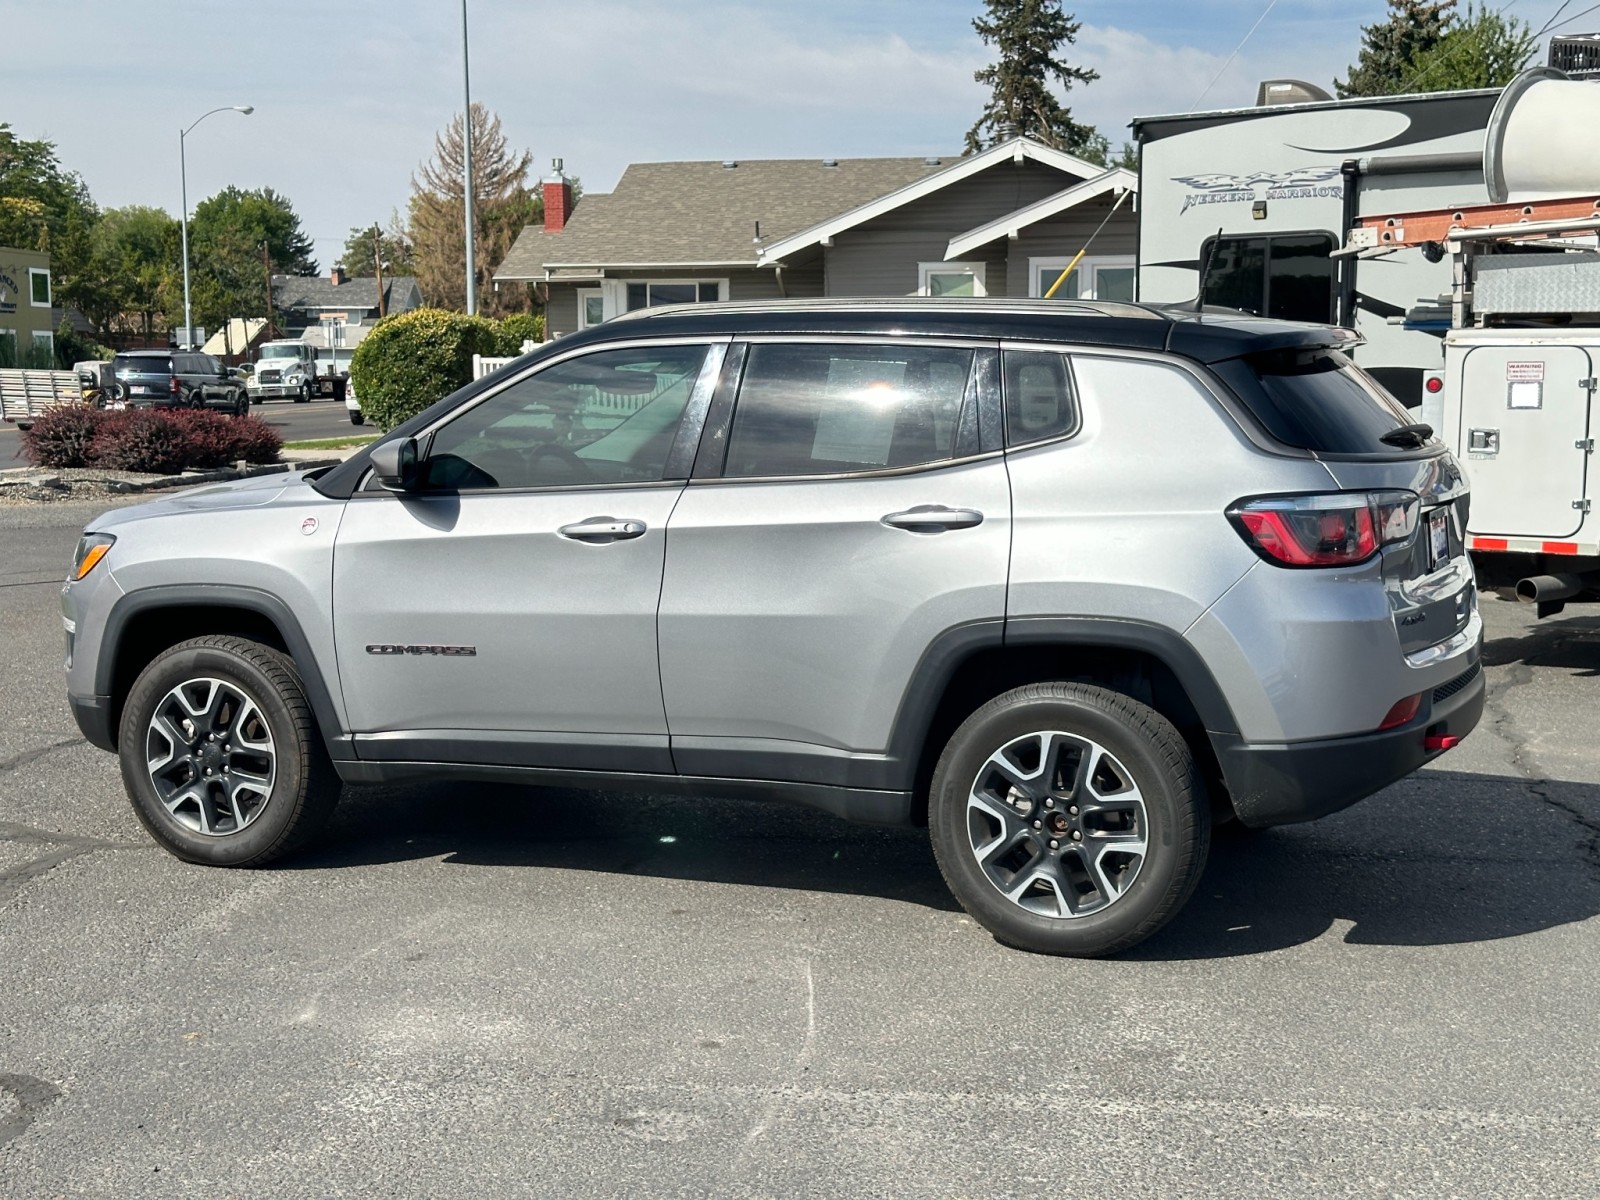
left=21, top=407, right=283, bottom=475
left=348, top=308, right=547, bottom=431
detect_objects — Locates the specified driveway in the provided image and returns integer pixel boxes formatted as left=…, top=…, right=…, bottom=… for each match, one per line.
left=2, top=497, right=1598, bottom=1197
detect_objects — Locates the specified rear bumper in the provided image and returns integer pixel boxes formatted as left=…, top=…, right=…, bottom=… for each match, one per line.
left=1215, top=652, right=1486, bottom=827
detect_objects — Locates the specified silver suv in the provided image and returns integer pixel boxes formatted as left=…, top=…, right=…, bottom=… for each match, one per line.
left=62, top=299, right=1484, bottom=956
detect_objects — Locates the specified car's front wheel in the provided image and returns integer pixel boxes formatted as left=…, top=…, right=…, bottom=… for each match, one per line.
left=348, top=410, right=365, bottom=425
left=929, top=682, right=1209, bottom=957
left=118, top=635, right=341, bottom=866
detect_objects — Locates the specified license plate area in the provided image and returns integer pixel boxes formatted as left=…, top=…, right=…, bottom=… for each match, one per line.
left=1428, top=505, right=1453, bottom=568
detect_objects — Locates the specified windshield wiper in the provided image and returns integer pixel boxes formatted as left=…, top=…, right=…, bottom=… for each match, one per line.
left=1379, top=422, right=1434, bottom=449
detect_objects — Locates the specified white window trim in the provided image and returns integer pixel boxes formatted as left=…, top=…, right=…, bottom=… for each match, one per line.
left=28, top=267, right=51, bottom=308
left=917, top=261, right=987, bottom=298
left=1029, top=254, right=1135, bottom=300
left=604, top=277, right=729, bottom=321
left=576, top=287, right=604, bottom=330
left=31, top=330, right=54, bottom=350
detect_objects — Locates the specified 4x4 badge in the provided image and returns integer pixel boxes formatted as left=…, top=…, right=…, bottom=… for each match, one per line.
left=366, top=644, right=477, bottom=656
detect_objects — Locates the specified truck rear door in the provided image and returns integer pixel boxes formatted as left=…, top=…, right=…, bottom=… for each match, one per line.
left=1456, top=344, right=1594, bottom=539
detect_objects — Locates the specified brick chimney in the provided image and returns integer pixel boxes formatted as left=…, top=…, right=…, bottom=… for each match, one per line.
left=330, top=267, right=345, bottom=286
left=543, top=158, right=573, bottom=232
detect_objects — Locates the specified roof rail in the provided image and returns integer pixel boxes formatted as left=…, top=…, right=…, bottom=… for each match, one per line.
left=611, top=296, right=1169, bottom=323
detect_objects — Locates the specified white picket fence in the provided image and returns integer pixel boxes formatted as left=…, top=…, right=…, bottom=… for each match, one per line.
left=0, top=369, right=82, bottom=425
left=471, top=340, right=539, bottom=381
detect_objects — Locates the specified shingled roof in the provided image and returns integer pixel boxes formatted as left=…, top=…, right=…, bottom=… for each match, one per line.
left=496, top=156, right=955, bottom=280
left=272, top=274, right=423, bottom=314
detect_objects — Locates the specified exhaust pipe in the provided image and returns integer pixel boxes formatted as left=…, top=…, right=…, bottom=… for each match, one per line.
left=1516, top=573, right=1585, bottom=605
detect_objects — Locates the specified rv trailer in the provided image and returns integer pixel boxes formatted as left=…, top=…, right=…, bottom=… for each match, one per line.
left=1134, top=87, right=1500, bottom=408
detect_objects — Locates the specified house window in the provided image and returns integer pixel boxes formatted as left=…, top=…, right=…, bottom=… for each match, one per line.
left=623, top=280, right=722, bottom=312
left=1032, top=255, right=1135, bottom=302
left=0, top=330, right=15, bottom=364
left=29, top=268, right=51, bottom=307
left=577, top=288, right=604, bottom=329
left=918, top=262, right=987, bottom=297
left=32, top=330, right=54, bottom=358
left=1197, top=233, right=1337, bottom=323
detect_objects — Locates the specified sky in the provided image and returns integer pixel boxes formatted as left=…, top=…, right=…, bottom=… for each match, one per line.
left=4, top=1, right=1583, bottom=271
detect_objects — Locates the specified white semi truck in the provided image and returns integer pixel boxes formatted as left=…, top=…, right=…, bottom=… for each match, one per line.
left=247, top=340, right=316, bottom=403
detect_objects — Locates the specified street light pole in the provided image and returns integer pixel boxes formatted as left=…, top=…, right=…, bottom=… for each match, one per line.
left=462, top=0, right=477, bottom=316
left=179, top=104, right=254, bottom=350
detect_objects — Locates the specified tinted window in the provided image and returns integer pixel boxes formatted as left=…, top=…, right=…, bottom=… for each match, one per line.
left=724, top=343, right=974, bottom=477
left=1003, top=351, right=1077, bottom=448
left=1201, top=233, right=1336, bottom=324
left=422, top=345, right=709, bottom=490
left=114, top=355, right=172, bottom=376
left=1219, top=348, right=1420, bottom=454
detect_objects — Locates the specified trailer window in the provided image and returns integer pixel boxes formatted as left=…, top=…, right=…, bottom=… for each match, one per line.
left=1201, top=233, right=1337, bottom=324
left=1217, top=347, right=1422, bottom=454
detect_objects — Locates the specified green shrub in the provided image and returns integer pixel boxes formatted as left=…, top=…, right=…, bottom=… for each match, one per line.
left=348, top=308, right=502, bottom=431
left=495, top=312, right=545, bottom=355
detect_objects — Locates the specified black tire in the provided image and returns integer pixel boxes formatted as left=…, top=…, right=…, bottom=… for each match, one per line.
left=118, top=635, right=341, bottom=867
left=348, top=410, right=365, bottom=425
left=295, top=383, right=310, bottom=403
left=929, top=682, right=1209, bottom=957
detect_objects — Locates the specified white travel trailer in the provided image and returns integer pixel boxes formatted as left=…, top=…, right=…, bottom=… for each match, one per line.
left=1134, top=86, right=1500, bottom=408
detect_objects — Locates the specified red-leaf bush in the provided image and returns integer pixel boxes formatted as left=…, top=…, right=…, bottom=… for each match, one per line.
left=20, top=407, right=284, bottom=475
left=20, top=406, right=101, bottom=468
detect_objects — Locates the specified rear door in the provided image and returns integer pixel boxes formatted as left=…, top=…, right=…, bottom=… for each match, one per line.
left=658, top=338, right=1010, bottom=789
left=1456, top=344, right=1593, bottom=539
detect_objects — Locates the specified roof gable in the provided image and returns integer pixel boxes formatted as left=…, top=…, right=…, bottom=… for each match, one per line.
left=944, top=167, right=1138, bottom=259
left=755, top=137, right=1107, bottom=265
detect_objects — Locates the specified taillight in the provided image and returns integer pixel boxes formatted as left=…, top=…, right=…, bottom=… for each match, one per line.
left=170, top=374, right=180, bottom=395
left=1424, top=373, right=1444, bottom=394
left=1378, top=693, right=1423, bottom=730
left=1228, top=491, right=1418, bottom=568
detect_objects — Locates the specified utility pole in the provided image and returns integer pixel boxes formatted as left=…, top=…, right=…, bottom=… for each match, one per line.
left=261, top=242, right=275, bottom=340
left=373, top=224, right=387, bottom=319
left=461, top=0, right=477, bottom=316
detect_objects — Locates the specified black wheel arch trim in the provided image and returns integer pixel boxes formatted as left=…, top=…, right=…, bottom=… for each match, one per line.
left=96, top=584, right=352, bottom=759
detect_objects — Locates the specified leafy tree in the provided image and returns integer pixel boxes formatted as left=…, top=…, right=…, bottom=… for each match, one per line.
left=337, top=218, right=415, bottom=278
left=1083, top=135, right=1138, bottom=171
left=0, top=124, right=96, bottom=250
left=965, top=0, right=1101, bottom=156
left=67, top=206, right=182, bottom=342
left=1406, top=3, right=1535, bottom=91
left=189, top=186, right=317, bottom=277
left=1336, top=1, right=1457, bottom=97
left=409, top=103, right=540, bottom=316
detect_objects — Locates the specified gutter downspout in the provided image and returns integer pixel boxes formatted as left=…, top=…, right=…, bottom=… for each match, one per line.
left=773, top=263, right=787, bottom=298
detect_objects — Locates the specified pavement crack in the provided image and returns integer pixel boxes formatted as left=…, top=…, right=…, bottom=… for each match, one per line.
left=0, top=820, right=144, bottom=852
left=0, top=1073, right=63, bottom=1149
left=0, top=738, right=81, bottom=777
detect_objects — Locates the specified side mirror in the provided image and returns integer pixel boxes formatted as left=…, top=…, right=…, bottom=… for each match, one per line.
left=369, top=436, right=420, bottom=492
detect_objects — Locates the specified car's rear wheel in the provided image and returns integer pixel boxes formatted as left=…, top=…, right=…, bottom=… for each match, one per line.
left=348, top=410, right=365, bottom=425
left=118, top=635, right=340, bottom=866
left=929, top=682, right=1209, bottom=957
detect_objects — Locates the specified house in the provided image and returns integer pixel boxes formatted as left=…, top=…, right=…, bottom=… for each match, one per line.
left=202, top=317, right=269, bottom=365
left=0, top=245, right=57, bottom=364
left=494, top=137, right=1139, bottom=338
left=270, top=269, right=423, bottom=337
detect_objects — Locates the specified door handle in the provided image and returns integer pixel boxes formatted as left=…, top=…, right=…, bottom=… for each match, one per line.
left=557, top=516, right=648, bottom=543
left=881, top=505, right=984, bottom=533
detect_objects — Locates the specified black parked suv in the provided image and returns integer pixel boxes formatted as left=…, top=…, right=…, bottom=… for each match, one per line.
left=111, top=350, right=248, bottom=416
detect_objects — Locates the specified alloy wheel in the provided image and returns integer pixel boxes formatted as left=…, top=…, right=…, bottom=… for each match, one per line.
left=144, top=677, right=277, bottom=836
left=966, top=730, right=1148, bottom=918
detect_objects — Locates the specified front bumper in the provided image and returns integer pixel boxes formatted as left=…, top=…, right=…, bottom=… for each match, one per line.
left=249, top=384, right=302, bottom=399
left=1214, top=647, right=1486, bottom=827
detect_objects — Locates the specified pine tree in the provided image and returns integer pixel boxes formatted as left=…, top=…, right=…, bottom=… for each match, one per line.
left=1336, top=0, right=1457, bottom=98
left=408, top=103, right=539, bottom=316
left=964, top=0, right=1101, bottom=156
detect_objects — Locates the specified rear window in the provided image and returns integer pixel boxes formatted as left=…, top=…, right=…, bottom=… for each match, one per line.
left=1218, top=348, right=1422, bottom=454
left=114, top=355, right=172, bottom=376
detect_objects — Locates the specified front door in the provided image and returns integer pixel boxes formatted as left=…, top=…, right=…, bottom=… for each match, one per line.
left=658, top=339, right=1010, bottom=789
left=332, top=340, right=724, bottom=772
left=1457, top=343, right=1594, bottom=539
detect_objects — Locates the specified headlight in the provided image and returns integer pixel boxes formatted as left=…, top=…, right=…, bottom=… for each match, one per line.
left=72, top=532, right=116, bottom=581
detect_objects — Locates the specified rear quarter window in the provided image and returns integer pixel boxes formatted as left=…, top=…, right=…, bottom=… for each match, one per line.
left=114, top=356, right=171, bottom=375
left=1214, top=348, right=1423, bottom=455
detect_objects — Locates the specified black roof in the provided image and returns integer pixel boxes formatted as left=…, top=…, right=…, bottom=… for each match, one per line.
left=313, top=298, right=1355, bottom=499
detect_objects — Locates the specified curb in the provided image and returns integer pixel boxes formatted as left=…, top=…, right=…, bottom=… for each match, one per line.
left=0, top=459, right=341, bottom=496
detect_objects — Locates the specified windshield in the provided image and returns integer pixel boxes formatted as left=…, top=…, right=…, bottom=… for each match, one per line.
left=260, top=346, right=303, bottom=360
left=1215, top=348, right=1428, bottom=455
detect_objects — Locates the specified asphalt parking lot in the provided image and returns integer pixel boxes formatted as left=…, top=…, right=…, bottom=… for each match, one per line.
left=3, top=497, right=1599, bottom=1198
left=0, top=397, right=361, bottom=469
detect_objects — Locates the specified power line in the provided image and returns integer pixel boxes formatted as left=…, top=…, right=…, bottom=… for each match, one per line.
left=1545, top=0, right=1600, bottom=31
left=1188, top=0, right=1279, bottom=112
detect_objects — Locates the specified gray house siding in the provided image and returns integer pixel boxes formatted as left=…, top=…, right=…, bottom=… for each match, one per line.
left=543, top=264, right=826, bottom=338
left=545, top=285, right=581, bottom=337
left=822, top=160, right=1069, bottom=297
left=1004, top=202, right=1139, bottom=298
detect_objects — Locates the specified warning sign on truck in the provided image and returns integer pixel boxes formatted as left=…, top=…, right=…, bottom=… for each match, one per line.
left=1506, top=361, right=1546, bottom=382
